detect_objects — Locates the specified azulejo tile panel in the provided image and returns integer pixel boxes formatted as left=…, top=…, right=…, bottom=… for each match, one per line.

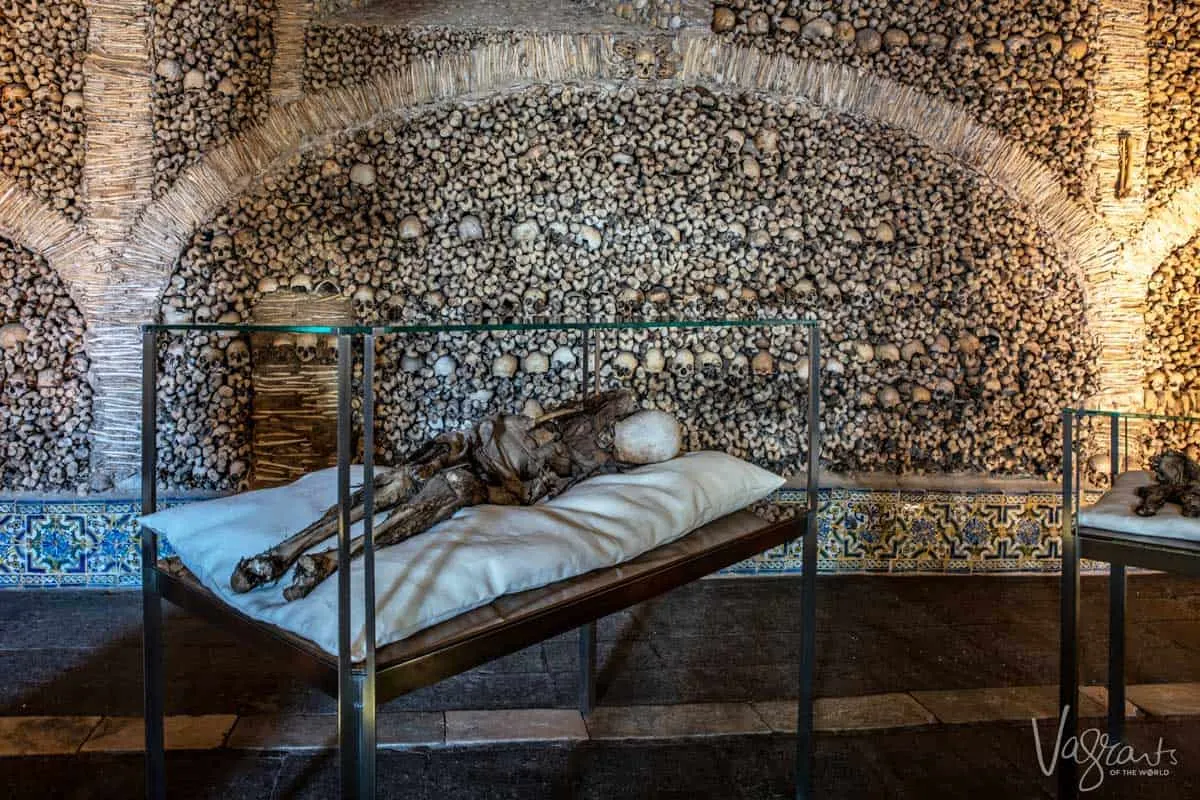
left=0, top=489, right=1089, bottom=588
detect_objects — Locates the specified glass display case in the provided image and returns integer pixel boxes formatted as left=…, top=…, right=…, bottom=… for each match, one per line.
left=138, top=317, right=821, bottom=799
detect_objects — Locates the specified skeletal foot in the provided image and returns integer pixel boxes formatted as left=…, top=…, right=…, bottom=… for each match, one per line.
left=283, top=553, right=338, bottom=601
left=230, top=554, right=288, bottom=593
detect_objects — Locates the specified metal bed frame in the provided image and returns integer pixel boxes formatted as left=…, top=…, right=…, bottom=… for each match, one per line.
left=140, top=319, right=821, bottom=799
left=1059, top=408, right=1200, bottom=800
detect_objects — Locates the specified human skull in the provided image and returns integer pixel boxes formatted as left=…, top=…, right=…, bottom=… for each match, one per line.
left=433, top=355, right=457, bottom=377
left=730, top=353, right=750, bottom=376
left=492, top=354, right=519, bottom=379
left=614, top=410, right=683, bottom=464
left=522, top=288, right=548, bottom=316
left=384, top=295, right=408, bottom=322
left=295, top=334, right=319, bottom=363
left=257, top=276, right=279, bottom=293
left=4, top=369, right=27, bottom=398
left=752, top=351, right=775, bottom=376
left=647, top=286, right=671, bottom=308
left=633, top=47, right=657, bottom=79
left=226, top=340, right=250, bottom=369
left=672, top=350, right=696, bottom=380
left=523, top=352, right=550, bottom=374
left=197, top=345, right=222, bottom=371
left=932, top=378, right=956, bottom=402
left=0, top=323, right=28, bottom=350
left=2, top=83, right=30, bottom=117
left=616, top=287, right=644, bottom=317
left=272, top=333, right=295, bottom=360
left=290, top=274, right=313, bottom=293
left=551, top=346, right=577, bottom=371
left=613, top=351, right=638, bottom=380
left=698, top=351, right=723, bottom=379
left=352, top=286, right=376, bottom=320
left=164, top=340, right=187, bottom=372
left=210, top=234, right=234, bottom=261
left=643, top=348, right=666, bottom=374
left=401, top=353, right=424, bottom=373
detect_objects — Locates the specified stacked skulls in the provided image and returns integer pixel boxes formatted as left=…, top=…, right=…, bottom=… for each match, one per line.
left=710, top=0, right=1100, bottom=199
left=1146, top=0, right=1200, bottom=208
left=156, top=84, right=1097, bottom=491
left=150, top=0, right=277, bottom=195
left=0, top=0, right=88, bottom=221
left=0, top=238, right=91, bottom=492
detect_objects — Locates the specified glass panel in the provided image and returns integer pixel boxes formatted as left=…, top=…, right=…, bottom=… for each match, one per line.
left=1065, top=408, right=1200, bottom=425
left=143, top=318, right=818, bottom=335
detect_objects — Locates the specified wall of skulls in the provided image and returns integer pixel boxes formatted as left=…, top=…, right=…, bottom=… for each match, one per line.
left=1146, top=0, right=1200, bottom=209
left=155, top=84, right=1097, bottom=492
left=1145, top=233, right=1200, bottom=456
left=0, top=0, right=88, bottom=222
left=573, top=0, right=686, bottom=30
left=710, top=1, right=1100, bottom=199
left=150, top=0, right=277, bottom=195
left=301, top=25, right=517, bottom=92
left=0, top=237, right=92, bottom=492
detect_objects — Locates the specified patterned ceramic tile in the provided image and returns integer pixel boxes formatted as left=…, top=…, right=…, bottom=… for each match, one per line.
left=0, top=488, right=1088, bottom=588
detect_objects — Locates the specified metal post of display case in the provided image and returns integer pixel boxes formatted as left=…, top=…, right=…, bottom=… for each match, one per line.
left=359, top=332, right=377, bottom=796
left=1107, top=415, right=1125, bottom=744
left=1059, top=410, right=1079, bottom=800
left=796, top=324, right=820, bottom=800
left=141, top=327, right=166, bottom=800
left=577, top=323, right=597, bottom=716
left=335, top=333, right=360, bottom=798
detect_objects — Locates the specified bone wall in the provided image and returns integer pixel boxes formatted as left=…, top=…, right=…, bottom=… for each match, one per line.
left=0, top=237, right=91, bottom=492
left=710, top=1, right=1101, bottom=199
left=150, top=0, right=277, bottom=195
left=301, top=25, right=517, bottom=91
left=573, top=0, right=686, bottom=30
left=0, top=0, right=87, bottom=222
left=1145, top=232, right=1200, bottom=439
left=1146, top=0, right=1200, bottom=208
left=156, top=84, right=1096, bottom=492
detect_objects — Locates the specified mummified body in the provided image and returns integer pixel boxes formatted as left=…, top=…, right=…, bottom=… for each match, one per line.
left=1135, top=450, right=1200, bottom=517
left=230, top=390, right=675, bottom=600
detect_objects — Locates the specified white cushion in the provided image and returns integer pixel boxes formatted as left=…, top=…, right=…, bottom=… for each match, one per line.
left=1079, top=471, right=1200, bottom=542
left=142, top=451, right=784, bottom=660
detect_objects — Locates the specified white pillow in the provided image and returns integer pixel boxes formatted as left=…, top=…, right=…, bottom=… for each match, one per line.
left=1079, top=470, right=1200, bottom=542
left=142, top=451, right=784, bottom=660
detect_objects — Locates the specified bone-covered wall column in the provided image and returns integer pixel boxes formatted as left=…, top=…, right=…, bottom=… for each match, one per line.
left=79, top=0, right=157, bottom=487
left=270, top=0, right=315, bottom=106
left=1086, top=0, right=1150, bottom=421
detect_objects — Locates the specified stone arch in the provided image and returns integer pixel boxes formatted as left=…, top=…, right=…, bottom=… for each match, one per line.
left=125, top=36, right=1112, bottom=302
left=0, top=175, right=96, bottom=315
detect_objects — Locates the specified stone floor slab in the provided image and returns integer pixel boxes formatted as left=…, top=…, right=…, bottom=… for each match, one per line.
left=226, top=712, right=444, bottom=751
left=910, top=685, right=1106, bottom=725
left=1127, top=683, right=1200, bottom=717
left=753, top=693, right=938, bottom=733
left=1078, top=685, right=1141, bottom=719
left=584, top=703, right=770, bottom=739
left=444, top=709, right=587, bottom=744
left=80, top=714, right=236, bottom=752
left=0, top=715, right=100, bottom=756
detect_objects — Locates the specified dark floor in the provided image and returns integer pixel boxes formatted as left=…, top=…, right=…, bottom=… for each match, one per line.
left=3, top=573, right=1200, bottom=798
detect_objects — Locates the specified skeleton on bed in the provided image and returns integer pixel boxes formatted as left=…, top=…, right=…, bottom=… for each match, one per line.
left=1134, top=450, right=1200, bottom=517
left=230, top=390, right=683, bottom=600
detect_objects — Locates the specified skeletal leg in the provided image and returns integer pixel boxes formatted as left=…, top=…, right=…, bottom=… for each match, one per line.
left=230, top=433, right=472, bottom=593
left=283, top=466, right=488, bottom=601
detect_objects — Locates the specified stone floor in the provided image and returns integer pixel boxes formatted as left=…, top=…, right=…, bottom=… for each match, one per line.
left=3, top=574, right=1200, bottom=798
